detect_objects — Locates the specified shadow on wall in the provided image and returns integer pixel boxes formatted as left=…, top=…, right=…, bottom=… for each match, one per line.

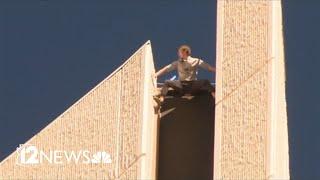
left=158, top=93, right=215, bottom=180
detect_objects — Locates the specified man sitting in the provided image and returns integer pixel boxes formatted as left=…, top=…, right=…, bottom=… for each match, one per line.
left=154, top=45, right=216, bottom=103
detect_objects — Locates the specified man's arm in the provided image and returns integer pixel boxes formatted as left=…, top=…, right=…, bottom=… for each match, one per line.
left=198, top=59, right=216, bottom=72
left=155, top=61, right=178, bottom=77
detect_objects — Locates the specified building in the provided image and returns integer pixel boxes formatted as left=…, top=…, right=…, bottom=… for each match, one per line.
left=0, top=0, right=289, bottom=179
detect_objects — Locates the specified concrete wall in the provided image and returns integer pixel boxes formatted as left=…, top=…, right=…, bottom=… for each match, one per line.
left=214, top=0, right=289, bottom=179
left=0, top=41, right=158, bottom=179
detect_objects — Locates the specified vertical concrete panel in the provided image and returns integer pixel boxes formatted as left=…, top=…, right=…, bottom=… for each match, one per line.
left=214, top=0, right=289, bottom=179
left=0, top=41, right=158, bottom=179
left=267, top=1, right=290, bottom=179
left=139, top=42, right=158, bottom=179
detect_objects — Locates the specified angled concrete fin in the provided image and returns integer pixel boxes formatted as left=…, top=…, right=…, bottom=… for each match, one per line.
left=0, top=41, right=158, bottom=179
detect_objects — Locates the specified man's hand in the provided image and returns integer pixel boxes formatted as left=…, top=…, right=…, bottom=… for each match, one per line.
left=211, top=91, right=215, bottom=98
left=153, top=73, right=158, bottom=79
left=208, top=66, right=216, bottom=72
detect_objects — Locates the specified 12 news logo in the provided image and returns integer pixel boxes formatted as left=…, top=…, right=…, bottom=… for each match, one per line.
left=16, top=144, right=112, bottom=165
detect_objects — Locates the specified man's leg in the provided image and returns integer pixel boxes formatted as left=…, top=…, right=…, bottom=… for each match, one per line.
left=161, top=80, right=183, bottom=95
left=154, top=80, right=183, bottom=104
left=190, top=79, right=215, bottom=97
left=180, top=81, right=193, bottom=94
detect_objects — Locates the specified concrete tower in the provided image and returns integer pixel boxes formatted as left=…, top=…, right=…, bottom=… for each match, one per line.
left=214, top=0, right=289, bottom=179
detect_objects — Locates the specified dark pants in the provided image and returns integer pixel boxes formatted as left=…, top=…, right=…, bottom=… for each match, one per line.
left=160, top=79, right=214, bottom=96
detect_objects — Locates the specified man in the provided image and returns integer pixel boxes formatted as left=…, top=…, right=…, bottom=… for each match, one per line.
left=154, top=45, right=216, bottom=103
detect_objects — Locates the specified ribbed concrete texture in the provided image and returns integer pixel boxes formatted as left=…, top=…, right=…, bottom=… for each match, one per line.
left=214, top=0, right=289, bottom=179
left=158, top=93, right=214, bottom=180
left=0, top=41, right=158, bottom=179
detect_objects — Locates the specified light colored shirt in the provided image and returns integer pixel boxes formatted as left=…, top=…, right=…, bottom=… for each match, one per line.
left=165, top=56, right=212, bottom=81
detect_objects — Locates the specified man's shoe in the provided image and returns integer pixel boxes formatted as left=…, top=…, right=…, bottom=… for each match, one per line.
left=153, top=95, right=164, bottom=113
left=153, top=95, right=164, bottom=104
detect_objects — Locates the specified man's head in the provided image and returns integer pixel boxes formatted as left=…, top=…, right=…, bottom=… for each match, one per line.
left=178, top=45, right=191, bottom=59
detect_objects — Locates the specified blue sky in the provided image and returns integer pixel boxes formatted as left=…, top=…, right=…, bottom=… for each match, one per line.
left=0, top=0, right=319, bottom=179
